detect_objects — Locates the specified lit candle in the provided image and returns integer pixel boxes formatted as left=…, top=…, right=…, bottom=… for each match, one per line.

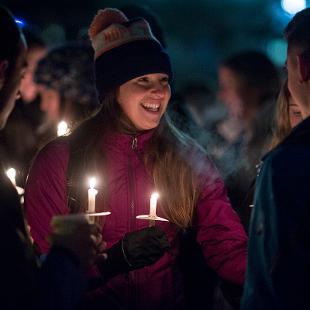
left=6, top=168, right=16, bottom=186
left=136, top=192, right=168, bottom=226
left=57, top=121, right=69, bottom=136
left=87, top=177, right=98, bottom=213
left=6, top=167, right=24, bottom=197
left=150, top=192, right=159, bottom=217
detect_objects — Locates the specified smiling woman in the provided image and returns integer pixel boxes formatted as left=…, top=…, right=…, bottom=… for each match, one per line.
left=25, top=7, right=247, bottom=310
left=117, top=73, right=171, bottom=130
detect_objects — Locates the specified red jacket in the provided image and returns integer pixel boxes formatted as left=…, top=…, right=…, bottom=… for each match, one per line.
left=25, top=130, right=247, bottom=309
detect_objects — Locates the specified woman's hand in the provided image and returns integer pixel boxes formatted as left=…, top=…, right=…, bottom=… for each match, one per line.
left=97, top=226, right=170, bottom=280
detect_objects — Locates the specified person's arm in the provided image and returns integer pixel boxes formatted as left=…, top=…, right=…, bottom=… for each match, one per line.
left=194, top=159, right=248, bottom=286
left=24, top=140, right=70, bottom=254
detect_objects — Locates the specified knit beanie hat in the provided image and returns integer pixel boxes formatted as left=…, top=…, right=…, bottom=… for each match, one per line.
left=88, top=8, right=172, bottom=100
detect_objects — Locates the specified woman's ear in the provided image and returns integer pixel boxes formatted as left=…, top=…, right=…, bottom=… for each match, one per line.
left=297, top=55, right=310, bottom=83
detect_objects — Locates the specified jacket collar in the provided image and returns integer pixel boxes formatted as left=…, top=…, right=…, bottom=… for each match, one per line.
left=101, top=128, right=155, bottom=153
left=282, top=115, right=310, bottom=146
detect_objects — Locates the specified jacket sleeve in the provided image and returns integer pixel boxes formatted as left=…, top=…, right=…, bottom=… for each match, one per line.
left=24, top=140, right=70, bottom=254
left=194, top=157, right=247, bottom=286
left=269, top=152, right=310, bottom=309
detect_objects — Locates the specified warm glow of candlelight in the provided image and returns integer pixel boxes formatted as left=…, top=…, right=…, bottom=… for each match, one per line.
left=57, top=121, right=69, bottom=136
left=6, top=168, right=16, bottom=186
left=89, top=177, right=96, bottom=189
left=150, top=192, right=159, bottom=217
left=87, top=177, right=98, bottom=213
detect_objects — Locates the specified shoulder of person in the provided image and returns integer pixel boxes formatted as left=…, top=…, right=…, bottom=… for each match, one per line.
left=29, top=137, right=71, bottom=176
left=262, top=139, right=310, bottom=185
left=35, top=136, right=70, bottom=161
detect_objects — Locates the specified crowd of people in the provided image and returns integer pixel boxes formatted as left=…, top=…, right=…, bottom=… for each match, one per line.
left=0, top=3, right=309, bottom=310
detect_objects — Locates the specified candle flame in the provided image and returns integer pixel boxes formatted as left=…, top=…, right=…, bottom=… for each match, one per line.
left=6, top=168, right=16, bottom=184
left=89, top=177, right=96, bottom=189
left=57, top=121, right=69, bottom=136
left=151, top=192, right=159, bottom=200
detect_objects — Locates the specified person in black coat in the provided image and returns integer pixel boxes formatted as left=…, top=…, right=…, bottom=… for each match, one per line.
left=242, top=8, right=310, bottom=310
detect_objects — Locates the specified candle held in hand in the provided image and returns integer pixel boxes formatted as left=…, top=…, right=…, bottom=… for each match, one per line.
left=88, top=177, right=98, bottom=213
left=136, top=192, right=168, bottom=226
left=6, top=167, right=24, bottom=199
left=150, top=192, right=159, bottom=218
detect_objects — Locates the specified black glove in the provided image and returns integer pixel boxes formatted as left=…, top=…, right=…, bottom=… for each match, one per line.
left=97, top=226, right=170, bottom=281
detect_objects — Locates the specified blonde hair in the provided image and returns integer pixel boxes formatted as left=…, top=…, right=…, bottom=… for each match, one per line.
left=144, top=117, right=201, bottom=228
left=269, top=80, right=292, bottom=149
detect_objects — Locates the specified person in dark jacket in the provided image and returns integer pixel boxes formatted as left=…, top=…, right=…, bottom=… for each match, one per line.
left=25, top=8, right=247, bottom=310
left=0, top=5, right=104, bottom=310
left=241, top=8, right=310, bottom=310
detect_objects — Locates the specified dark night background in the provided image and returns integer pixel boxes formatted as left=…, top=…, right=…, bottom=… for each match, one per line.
left=3, top=0, right=309, bottom=90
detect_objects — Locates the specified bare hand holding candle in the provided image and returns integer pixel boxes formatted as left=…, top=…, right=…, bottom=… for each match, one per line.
left=87, top=177, right=110, bottom=223
left=136, top=192, right=169, bottom=227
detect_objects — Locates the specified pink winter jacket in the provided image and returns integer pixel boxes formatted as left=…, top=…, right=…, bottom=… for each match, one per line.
left=25, top=130, right=247, bottom=310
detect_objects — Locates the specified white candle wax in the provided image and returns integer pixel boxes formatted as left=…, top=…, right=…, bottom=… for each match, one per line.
left=150, top=192, right=159, bottom=217
left=87, top=177, right=98, bottom=213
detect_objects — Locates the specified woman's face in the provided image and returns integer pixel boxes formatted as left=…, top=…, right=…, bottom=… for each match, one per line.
left=117, top=73, right=171, bottom=131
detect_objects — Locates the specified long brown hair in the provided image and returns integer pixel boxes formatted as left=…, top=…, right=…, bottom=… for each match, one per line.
left=67, top=89, right=201, bottom=228
left=144, top=116, right=201, bottom=228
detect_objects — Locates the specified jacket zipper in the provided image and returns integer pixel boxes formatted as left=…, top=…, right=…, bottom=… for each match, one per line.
left=129, top=136, right=137, bottom=230
left=131, top=136, right=137, bottom=150
left=128, top=136, right=138, bottom=308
